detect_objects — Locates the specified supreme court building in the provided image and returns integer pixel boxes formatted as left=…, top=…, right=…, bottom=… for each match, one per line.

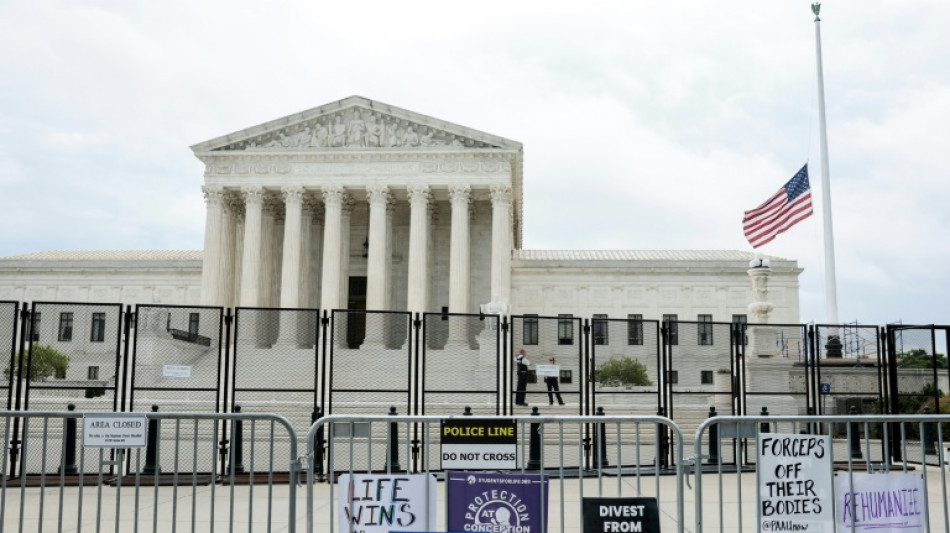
left=0, top=96, right=802, bottom=326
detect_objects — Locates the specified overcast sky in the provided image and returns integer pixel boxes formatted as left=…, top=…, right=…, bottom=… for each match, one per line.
left=1, top=1, right=947, bottom=326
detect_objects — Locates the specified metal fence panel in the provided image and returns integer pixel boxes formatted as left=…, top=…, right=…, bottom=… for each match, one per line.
left=306, top=413, right=686, bottom=533
left=0, top=302, right=16, bottom=411
left=590, top=318, right=662, bottom=416
left=0, top=410, right=298, bottom=532
left=232, top=307, right=320, bottom=464
left=693, top=414, right=950, bottom=532
left=130, top=305, right=224, bottom=474
left=815, top=324, right=887, bottom=419
left=508, top=315, right=584, bottom=414
left=741, top=323, right=812, bottom=418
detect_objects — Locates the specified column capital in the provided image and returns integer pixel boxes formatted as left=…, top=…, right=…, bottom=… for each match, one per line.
left=281, top=186, right=305, bottom=206
left=321, top=185, right=348, bottom=206
left=202, top=185, right=225, bottom=206
left=241, top=186, right=264, bottom=206
left=407, top=184, right=431, bottom=205
left=366, top=184, right=391, bottom=205
left=448, top=184, right=471, bottom=205
left=489, top=184, right=513, bottom=205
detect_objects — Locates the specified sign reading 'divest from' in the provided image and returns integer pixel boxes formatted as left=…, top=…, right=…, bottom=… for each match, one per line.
left=83, top=414, right=148, bottom=448
left=582, top=497, right=660, bottom=533
left=163, top=365, right=192, bottom=378
left=441, top=418, right=517, bottom=470
left=758, top=433, right=833, bottom=532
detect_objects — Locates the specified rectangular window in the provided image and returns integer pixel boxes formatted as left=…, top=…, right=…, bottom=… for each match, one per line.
left=88, top=366, right=100, bottom=380
left=30, top=312, right=41, bottom=341
left=732, top=314, right=748, bottom=345
left=701, top=370, right=713, bottom=384
left=90, top=312, right=106, bottom=342
left=559, top=369, right=572, bottom=384
left=188, top=313, right=200, bottom=335
left=58, top=312, right=74, bottom=342
left=522, top=315, right=539, bottom=345
left=698, top=314, right=713, bottom=345
left=592, top=314, right=608, bottom=345
left=666, top=370, right=679, bottom=384
left=627, top=314, right=643, bottom=345
left=557, top=314, right=574, bottom=345
left=663, top=314, right=678, bottom=345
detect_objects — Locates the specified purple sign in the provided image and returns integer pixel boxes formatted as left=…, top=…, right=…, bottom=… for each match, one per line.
left=446, top=471, right=549, bottom=533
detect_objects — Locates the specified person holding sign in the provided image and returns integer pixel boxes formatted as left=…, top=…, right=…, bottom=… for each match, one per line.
left=545, top=357, right=565, bottom=406
left=515, top=349, right=530, bottom=406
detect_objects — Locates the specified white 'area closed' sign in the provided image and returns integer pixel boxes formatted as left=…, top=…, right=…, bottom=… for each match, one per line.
left=163, top=364, right=192, bottom=378
left=83, top=414, right=148, bottom=448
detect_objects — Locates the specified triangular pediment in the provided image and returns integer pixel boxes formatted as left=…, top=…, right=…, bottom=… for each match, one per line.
left=191, top=95, right=521, bottom=154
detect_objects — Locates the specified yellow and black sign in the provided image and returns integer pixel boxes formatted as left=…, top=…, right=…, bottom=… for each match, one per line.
left=441, top=418, right=517, bottom=469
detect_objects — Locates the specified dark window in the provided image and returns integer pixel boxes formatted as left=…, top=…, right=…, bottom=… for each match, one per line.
left=188, top=313, right=200, bottom=335
left=58, top=312, right=74, bottom=342
left=698, top=314, right=713, bottom=345
left=592, top=314, right=608, bottom=345
left=627, top=314, right=643, bottom=345
left=88, top=366, right=100, bottom=380
left=666, top=370, right=679, bottom=384
left=30, top=312, right=41, bottom=341
left=558, top=314, right=574, bottom=345
left=523, top=315, right=539, bottom=345
left=90, top=312, right=106, bottom=342
left=559, top=369, right=572, bottom=384
left=732, top=314, right=748, bottom=345
left=663, top=314, right=678, bottom=345
left=701, top=370, right=713, bottom=384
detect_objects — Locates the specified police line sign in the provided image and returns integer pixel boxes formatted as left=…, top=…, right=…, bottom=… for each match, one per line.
left=441, top=418, right=517, bottom=470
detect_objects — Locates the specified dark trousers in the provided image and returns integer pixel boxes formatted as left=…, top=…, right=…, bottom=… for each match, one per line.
left=515, top=373, right=527, bottom=404
left=546, top=377, right=564, bottom=405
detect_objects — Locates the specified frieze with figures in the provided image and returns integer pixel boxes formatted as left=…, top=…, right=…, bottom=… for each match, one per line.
left=215, top=108, right=503, bottom=151
left=205, top=158, right=511, bottom=176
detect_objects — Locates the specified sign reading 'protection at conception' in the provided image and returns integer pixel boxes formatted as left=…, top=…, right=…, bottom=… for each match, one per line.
left=446, top=471, right=549, bottom=533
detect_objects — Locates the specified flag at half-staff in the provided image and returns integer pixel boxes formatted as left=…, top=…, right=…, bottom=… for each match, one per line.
left=743, top=164, right=814, bottom=248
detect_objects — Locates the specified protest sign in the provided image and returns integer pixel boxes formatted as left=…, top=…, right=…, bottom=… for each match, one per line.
left=337, top=473, right=436, bottom=533
left=835, top=472, right=925, bottom=532
left=446, top=471, right=549, bottom=533
left=758, top=433, right=834, bottom=532
left=582, top=497, right=660, bottom=533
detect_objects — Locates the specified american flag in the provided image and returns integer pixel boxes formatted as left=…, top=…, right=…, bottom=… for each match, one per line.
left=743, top=164, right=813, bottom=248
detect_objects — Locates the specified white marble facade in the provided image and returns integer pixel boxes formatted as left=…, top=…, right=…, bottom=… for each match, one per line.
left=0, top=96, right=802, bottom=325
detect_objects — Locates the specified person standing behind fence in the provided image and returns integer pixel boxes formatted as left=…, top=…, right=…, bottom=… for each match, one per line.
left=515, top=349, right=530, bottom=406
left=545, top=357, right=565, bottom=406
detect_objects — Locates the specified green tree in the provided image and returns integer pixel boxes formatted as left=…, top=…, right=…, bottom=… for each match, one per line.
left=4, top=345, right=70, bottom=382
left=593, top=357, right=652, bottom=387
left=897, top=349, right=948, bottom=369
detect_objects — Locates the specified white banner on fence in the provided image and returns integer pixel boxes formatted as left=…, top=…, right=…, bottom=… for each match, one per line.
left=535, top=364, right=559, bottom=378
left=835, top=472, right=925, bottom=532
left=337, top=473, right=437, bottom=533
left=757, top=433, right=834, bottom=532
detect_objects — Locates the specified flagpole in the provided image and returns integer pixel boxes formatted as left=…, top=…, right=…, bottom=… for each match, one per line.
left=812, top=3, right=839, bottom=325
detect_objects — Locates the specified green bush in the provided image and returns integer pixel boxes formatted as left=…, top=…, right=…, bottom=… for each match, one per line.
left=593, top=357, right=651, bottom=387
left=3, top=345, right=69, bottom=382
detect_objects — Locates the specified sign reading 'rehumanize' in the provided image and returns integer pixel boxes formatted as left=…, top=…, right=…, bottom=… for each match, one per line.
left=835, top=473, right=925, bottom=532
left=338, top=473, right=436, bottom=533
left=757, top=433, right=833, bottom=532
left=442, top=418, right=517, bottom=470
left=82, top=414, right=148, bottom=448
left=582, top=497, right=660, bottom=533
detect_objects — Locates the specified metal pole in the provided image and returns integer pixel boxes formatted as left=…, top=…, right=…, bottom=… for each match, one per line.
left=812, top=2, right=839, bottom=324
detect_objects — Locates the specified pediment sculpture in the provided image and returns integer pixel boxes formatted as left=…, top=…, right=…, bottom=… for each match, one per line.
left=218, top=107, right=501, bottom=151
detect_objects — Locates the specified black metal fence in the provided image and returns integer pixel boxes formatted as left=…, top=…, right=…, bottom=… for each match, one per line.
left=2, top=300, right=949, bottom=473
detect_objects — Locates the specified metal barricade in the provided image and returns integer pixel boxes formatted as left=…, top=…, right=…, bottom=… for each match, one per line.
left=305, top=413, right=686, bottom=533
left=0, top=409, right=299, bottom=532
left=693, top=414, right=950, bottom=533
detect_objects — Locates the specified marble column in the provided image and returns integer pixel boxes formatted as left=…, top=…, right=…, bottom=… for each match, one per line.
left=365, top=185, right=390, bottom=311
left=279, top=186, right=304, bottom=308
left=448, top=184, right=472, bottom=314
left=218, top=196, right=238, bottom=309
left=319, top=186, right=346, bottom=311
left=238, top=187, right=264, bottom=307
left=260, top=201, right=277, bottom=309
left=339, top=197, right=354, bottom=307
left=200, top=186, right=224, bottom=305
left=489, top=184, right=513, bottom=312
left=406, top=185, right=431, bottom=314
